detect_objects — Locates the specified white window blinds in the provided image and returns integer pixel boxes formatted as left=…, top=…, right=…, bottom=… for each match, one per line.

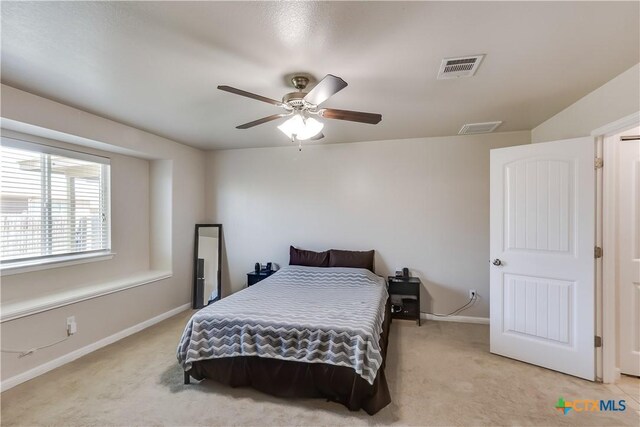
left=0, top=137, right=110, bottom=265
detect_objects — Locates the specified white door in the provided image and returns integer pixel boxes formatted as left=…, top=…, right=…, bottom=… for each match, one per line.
left=617, top=131, right=640, bottom=376
left=490, top=137, right=595, bottom=380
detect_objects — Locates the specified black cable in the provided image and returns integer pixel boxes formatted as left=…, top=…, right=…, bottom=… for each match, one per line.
left=422, top=294, right=478, bottom=317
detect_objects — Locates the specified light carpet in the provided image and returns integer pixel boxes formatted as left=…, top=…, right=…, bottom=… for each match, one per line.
left=1, top=310, right=638, bottom=426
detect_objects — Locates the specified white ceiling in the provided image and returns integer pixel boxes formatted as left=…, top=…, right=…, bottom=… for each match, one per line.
left=1, top=1, right=638, bottom=150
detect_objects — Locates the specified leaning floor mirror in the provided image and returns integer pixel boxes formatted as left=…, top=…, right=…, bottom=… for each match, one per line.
left=193, top=224, right=222, bottom=309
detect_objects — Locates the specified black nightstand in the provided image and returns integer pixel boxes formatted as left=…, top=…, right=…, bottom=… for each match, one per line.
left=247, top=270, right=275, bottom=287
left=387, top=276, right=421, bottom=326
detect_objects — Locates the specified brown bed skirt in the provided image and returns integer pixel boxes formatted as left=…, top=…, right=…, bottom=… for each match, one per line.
left=187, top=300, right=392, bottom=415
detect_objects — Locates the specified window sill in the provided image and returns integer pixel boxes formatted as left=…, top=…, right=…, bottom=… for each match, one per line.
left=0, top=252, right=115, bottom=276
left=1, top=270, right=172, bottom=323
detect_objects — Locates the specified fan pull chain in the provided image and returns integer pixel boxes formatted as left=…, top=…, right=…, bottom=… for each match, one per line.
left=291, top=135, right=302, bottom=151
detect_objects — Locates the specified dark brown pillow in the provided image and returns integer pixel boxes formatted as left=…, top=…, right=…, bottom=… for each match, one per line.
left=289, top=246, right=330, bottom=267
left=328, top=249, right=375, bottom=272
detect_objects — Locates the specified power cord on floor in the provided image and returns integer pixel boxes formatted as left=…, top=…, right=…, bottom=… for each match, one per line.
left=1, top=336, right=70, bottom=358
left=422, top=293, right=478, bottom=317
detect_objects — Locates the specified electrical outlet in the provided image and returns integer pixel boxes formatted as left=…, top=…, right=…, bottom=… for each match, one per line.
left=66, top=316, right=77, bottom=336
left=469, top=289, right=477, bottom=299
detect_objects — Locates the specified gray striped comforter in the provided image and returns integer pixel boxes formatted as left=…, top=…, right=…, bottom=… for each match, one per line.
left=177, top=266, right=388, bottom=384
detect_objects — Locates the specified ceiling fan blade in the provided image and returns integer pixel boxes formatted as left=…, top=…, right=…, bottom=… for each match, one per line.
left=319, top=108, right=382, bottom=125
left=303, top=74, right=347, bottom=106
left=310, top=132, right=325, bottom=141
left=236, top=114, right=288, bottom=129
left=218, top=85, right=284, bottom=107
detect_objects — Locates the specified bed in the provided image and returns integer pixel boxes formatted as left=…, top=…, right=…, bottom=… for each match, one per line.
left=177, top=265, right=391, bottom=414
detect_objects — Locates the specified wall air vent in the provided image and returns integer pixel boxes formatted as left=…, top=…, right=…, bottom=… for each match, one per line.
left=458, top=121, right=502, bottom=135
left=437, top=55, right=485, bottom=79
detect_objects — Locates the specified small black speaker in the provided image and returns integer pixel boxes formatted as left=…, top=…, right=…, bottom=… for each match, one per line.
left=254, top=262, right=260, bottom=273
left=197, top=258, right=205, bottom=279
left=402, top=267, right=409, bottom=278
left=194, top=277, right=205, bottom=309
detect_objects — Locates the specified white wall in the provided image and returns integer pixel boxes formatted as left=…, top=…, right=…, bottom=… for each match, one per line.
left=207, top=131, right=531, bottom=318
left=0, top=85, right=206, bottom=382
left=532, top=63, right=640, bottom=143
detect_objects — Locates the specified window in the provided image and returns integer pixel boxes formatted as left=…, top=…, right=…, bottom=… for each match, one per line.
left=0, top=136, right=110, bottom=268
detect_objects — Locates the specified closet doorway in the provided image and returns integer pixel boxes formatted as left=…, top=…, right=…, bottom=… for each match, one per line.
left=599, top=114, right=640, bottom=383
left=605, top=126, right=640, bottom=377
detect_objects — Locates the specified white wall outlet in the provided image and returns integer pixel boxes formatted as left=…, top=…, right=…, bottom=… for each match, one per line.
left=66, top=316, right=77, bottom=336
left=469, top=289, right=477, bottom=299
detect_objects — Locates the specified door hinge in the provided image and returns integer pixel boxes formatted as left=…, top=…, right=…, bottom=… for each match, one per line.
left=594, top=246, right=603, bottom=258
left=595, top=336, right=602, bottom=348
left=595, top=157, right=603, bottom=169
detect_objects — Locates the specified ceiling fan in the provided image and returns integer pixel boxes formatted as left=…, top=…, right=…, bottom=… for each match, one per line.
left=217, top=74, right=382, bottom=143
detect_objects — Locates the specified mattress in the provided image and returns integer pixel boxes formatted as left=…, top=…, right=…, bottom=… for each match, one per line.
left=177, top=265, right=388, bottom=384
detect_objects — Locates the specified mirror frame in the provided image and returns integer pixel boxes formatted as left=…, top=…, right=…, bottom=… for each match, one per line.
left=193, top=223, right=222, bottom=309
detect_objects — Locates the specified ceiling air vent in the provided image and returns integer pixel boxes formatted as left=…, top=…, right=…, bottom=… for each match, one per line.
left=458, top=121, right=502, bottom=135
left=437, top=55, right=485, bottom=79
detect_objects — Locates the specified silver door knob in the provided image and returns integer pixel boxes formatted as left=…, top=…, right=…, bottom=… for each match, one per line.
left=492, top=259, right=503, bottom=266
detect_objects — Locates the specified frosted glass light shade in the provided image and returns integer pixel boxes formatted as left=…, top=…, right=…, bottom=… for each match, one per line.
left=277, top=115, right=324, bottom=140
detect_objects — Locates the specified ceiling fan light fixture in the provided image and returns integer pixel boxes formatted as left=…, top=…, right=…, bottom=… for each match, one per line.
left=218, top=74, right=381, bottom=141
left=277, top=115, right=324, bottom=141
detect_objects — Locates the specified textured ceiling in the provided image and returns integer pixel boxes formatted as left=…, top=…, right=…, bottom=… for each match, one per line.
left=1, top=1, right=639, bottom=150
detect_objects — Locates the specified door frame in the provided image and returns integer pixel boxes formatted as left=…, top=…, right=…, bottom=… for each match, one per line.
left=591, top=111, right=640, bottom=384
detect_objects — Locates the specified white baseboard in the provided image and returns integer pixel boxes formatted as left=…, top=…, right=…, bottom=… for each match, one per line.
left=1, top=303, right=190, bottom=393
left=421, top=313, right=490, bottom=324
left=614, top=367, right=622, bottom=382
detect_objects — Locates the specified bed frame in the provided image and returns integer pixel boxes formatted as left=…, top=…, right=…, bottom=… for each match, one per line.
left=182, top=301, right=392, bottom=415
